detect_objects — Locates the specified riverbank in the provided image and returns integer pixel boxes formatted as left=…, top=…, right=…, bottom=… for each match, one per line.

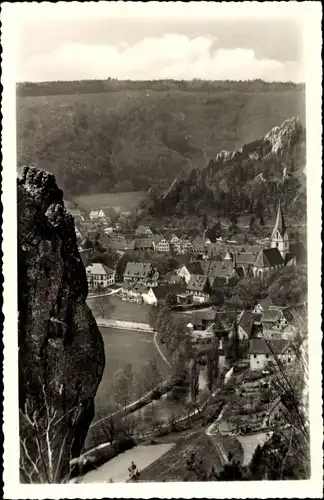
left=96, top=318, right=153, bottom=333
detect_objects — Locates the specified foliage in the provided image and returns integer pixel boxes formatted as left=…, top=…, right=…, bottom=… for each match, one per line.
left=113, top=364, right=134, bottom=410
left=267, top=267, right=307, bottom=306
left=206, top=339, right=219, bottom=392
left=17, top=82, right=305, bottom=200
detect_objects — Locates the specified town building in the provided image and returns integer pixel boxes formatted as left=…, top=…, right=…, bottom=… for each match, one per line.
left=142, top=284, right=185, bottom=306
left=249, top=338, right=293, bottom=371
left=134, top=237, right=154, bottom=251
left=186, top=275, right=211, bottom=303
left=153, top=235, right=170, bottom=253
left=123, top=262, right=159, bottom=287
left=177, top=262, right=204, bottom=284
left=135, top=225, right=153, bottom=236
left=89, top=209, right=106, bottom=220
left=86, top=263, right=115, bottom=290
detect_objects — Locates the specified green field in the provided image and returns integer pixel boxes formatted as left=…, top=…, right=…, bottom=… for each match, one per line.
left=73, top=191, right=146, bottom=213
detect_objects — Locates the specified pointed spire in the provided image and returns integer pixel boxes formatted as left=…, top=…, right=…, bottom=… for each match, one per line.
left=272, top=200, right=286, bottom=238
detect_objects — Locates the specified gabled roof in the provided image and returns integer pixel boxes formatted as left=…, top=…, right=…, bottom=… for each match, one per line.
left=250, top=338, right=290, bottom=355
left=123, top=261, right=153, bottom=278
left=254, top=248, right=284, bottom=268
left=135, top=237, right=154, bottom=249
left=135, top=225, right=152, bottom=233
left=201, top=260, right=234, bottom=278
left=239, top=310, right=262, bottom=337
left=271, top=200, right=287, bottom=239
left=236, top=252, right=257, bottom=265
left=187, top=274, right=209, bottom=292
left=255, top=296, right=274, bottom=309
left=185, top=261, right=204, bottom=275
left=169, top=274, right=186, bottom=284
left=261, top=308, right=283, bottom=323
left=151, top=284, right=185, bottom=300
left=86, top=263, right=114, bottom=275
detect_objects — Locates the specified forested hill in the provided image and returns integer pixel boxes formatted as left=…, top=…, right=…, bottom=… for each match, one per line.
left=17, top=79, right=305, bottom=197
left=143, top=117, right=306, bottom=224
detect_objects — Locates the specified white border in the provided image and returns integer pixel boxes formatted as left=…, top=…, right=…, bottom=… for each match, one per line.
left=2, top=2, right=323, bottom=498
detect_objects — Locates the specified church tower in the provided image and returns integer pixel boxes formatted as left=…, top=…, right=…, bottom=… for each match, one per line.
left=270, top=201, right=289, bottom=260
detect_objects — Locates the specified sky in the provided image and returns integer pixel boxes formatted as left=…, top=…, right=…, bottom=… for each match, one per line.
left=14, top=3, right=306, bottom=83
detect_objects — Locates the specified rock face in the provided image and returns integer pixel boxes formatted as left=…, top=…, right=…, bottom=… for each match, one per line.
left=150, top=116, right=306, bottom=221
left=17, top=166, right=105, bottom=483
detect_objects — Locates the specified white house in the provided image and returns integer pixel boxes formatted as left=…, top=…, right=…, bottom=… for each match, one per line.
left=86, top=263, right=115, bottom=290
left=153, top=236, right=170, bottom=253
left=89, top=209, right=106, bottom=220
left=249, top=338, right=293, bottom=371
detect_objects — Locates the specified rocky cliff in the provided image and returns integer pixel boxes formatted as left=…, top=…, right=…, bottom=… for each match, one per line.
left=17, top=166, right=105, bottom=483
left=146, top=117, right=306, bottom=223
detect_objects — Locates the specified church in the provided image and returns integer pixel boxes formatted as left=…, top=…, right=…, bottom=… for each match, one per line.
left=252, top=201, right=297, bottom=279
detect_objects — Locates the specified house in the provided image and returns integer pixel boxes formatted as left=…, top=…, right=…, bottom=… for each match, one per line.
left=177, top=262, right=203, bottom=284
left=186, top=275, right=211, bottom=303
left=249, top=338, right=293, bottom=371
left=89, top=209, right=106, bottom=220
left=86, top=263, right=115, bottom=290
left=169, top=274, right=186, bottom=286
left=170, top=234, right=180, bottom=245
left=123, top=262, right=159, bottom=287
left=261, top=308, right=289, bottom=330
left=201, top=260, right=238, bottom=286
left=205, top=242, right=224, bottom=261
left=135, top=225, right=152, bottom=236
left=134, top=237, right=154, bottom=251
left=121, top=283, right=148, bottom=303
left=192, top=237, right=210, bottom=257
left=179, top=239, right=194, bottom=253
left=236, top=310, right=262, bottom=339
left=170, top=239, right=183, bottom=254
left=142, top=284, right=185, bottom=306
left=253, top=296, right=274, bottom=314
left=188, top=308, right=217, bottom=330
left=153, top=235, right=170, bottom=253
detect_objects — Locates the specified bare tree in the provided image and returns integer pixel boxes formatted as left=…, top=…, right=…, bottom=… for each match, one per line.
left=19, top=385, right=80, bottom=483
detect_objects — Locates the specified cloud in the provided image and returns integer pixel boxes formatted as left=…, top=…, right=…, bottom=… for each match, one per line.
left=19, top=34, right=303, bottom=83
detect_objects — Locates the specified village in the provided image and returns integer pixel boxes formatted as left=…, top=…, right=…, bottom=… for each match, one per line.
left=63, top=199, right=307, bottom=456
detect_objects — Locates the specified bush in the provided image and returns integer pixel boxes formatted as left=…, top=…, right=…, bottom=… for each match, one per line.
left=152, top=389, right=162, bottom=400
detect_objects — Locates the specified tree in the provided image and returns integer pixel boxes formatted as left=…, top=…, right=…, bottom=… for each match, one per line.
left=206, top=339, right=219, bottom=392
left=215, top=460, right=245, bottom=481
left=166, top=293, right=177, bottom=308
left=92, top=290, right=107, bottom=318
left=113, top=365, right=134, bottom=410
left=189, top=359, right=199, bottom=403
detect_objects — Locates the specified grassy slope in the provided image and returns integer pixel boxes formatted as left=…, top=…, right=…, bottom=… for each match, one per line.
left=17, top=88, right=305, bottom=194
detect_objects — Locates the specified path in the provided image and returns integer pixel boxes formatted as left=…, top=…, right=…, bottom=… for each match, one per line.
left=78, top=443, right=175, bottom=483
left=154, top=332, right=171, bottom=367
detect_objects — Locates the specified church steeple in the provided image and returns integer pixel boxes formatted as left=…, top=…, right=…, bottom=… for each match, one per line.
left=270, top=201, right=289, bottom=259
left=271, top=200, right=286, bottom=239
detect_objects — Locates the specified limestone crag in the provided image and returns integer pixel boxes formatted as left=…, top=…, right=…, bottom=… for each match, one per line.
left=18, top=166, right=105, bottom=482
